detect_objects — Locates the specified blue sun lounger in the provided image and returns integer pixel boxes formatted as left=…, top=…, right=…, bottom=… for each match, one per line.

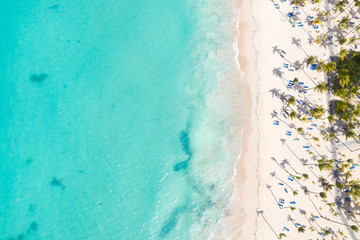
left=350, top=166, right=355, bottom=170
left=303, top=146, right=309, bottom=148
left=284, top=227, right=289, bottom=231
left=279, top=182, right=284, bottom=185
left=345, top=189, right=350, bottom=193
left=284, top=188, right=288, bottom=193
left=290, top=201, right=296, bottom=204
left=311, top=124, right=317, bottom=126
left=288, top=177, right=293, bottom=181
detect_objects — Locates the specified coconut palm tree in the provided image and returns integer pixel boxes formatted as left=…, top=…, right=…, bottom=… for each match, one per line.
left=287, top=97, right=296, bottom=106
left=310, top=106, right=326, bottom=119
left=289, top=110, right=297, bottom=119
left=339, top=48, right=348, bottom=60
left=314, top=82, right=327, bottom=93
left=349, top=87, right=360, bottom=98
left=348, top=180, right=360, bottom=199
left=313, top=18, right=322, bottom=26
left=339, top=68, right=350, bottom=87
left=323, top=62, right=336, bottom=74
left=298, top=227, right=305, bottom=233
left=348, top=37, right=357, bottom=45
left=351, top=225, right=359, bottom=232
left=297, top=127, right=305, bottom=134
left=328, top=115, right=336, bottom=123
left=339, top=37, right=347, bottom=45
left=335, top=100, right=348, bottom=113
left=306, top=56, right=316, bottom=66
left=294, top=0, right=306, bottom=6
left=335, top=89, right=347, bottom=99
left=319, top=192, right=327, bottom=199
left=339, top=75, right=350, bottom=87
left=334, top=0, right=347, bottom=13
left=279, top=233, right=286, bottom=239
left=293, top=77, right=299, bottom=84
left=346, top=128, right=356, bottom=140
left=338, top=17, right=350, bottom=29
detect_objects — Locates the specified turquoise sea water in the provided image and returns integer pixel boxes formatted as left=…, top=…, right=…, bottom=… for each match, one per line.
left=1, top=0, right=242, bottom=239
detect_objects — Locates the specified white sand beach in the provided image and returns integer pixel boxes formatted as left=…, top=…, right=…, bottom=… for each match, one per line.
left=233, top=0, right=360, bottom=239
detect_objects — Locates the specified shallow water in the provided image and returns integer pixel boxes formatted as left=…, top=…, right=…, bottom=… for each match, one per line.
left=0, top=0, right=242, bottom=239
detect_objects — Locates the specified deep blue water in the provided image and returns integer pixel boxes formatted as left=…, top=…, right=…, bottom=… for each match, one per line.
left=0, top=0, right=239, bottom=239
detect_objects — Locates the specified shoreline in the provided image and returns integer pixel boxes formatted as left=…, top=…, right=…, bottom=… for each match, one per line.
left=229, top=0, right=260, bottom=238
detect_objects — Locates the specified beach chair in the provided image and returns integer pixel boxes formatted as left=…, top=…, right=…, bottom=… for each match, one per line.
left=290, top=201, right=296, bottom=204
left=303, top=146, right=309, bottom=148
left=284, top=227, right=289, bottom=231
left=279, top=183, right=284, bottom=185
left=284, top=188, right=288, bottom=193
